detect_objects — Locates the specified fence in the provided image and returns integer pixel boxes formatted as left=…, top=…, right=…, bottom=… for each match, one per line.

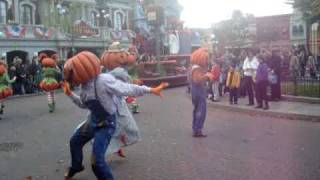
left=281, top=75, right=320, bottom=98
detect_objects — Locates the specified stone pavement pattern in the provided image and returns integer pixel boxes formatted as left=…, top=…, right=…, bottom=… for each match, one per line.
left=0, top=88, right=320, bottom=180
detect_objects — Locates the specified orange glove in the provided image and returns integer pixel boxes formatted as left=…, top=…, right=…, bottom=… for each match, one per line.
left=151, top=82, right=169, bottom=98
left=61, top=81, right=72, bottom=96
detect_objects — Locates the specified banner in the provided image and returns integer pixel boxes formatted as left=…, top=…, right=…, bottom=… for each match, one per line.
left=5, top=25, right=26, bottom=38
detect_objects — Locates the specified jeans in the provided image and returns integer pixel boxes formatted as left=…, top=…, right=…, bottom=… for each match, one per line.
left=191, top=82, right=207, bottom=134
left=229, top=88, right=238, bottom=103
left=70, top=115, right=116, bottom=180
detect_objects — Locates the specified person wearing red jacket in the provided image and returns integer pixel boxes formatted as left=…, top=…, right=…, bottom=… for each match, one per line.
left=210, top=61, right=221, bottom=101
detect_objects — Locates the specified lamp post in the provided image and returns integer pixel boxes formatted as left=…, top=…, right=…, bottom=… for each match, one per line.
left=96, top=9, right=110, bottom=51
left=146, top=5, right=164, bottom=74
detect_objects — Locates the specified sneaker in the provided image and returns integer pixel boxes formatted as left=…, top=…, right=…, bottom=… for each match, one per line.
left=247, top=103, right=254, bottom=106
left=234, top=102, right=238, bottom=105
left=64, top=166, right=84, bottom=180
left=193, top=133, right=207, bottom=138
left=255, top=105, right=263, bottom=109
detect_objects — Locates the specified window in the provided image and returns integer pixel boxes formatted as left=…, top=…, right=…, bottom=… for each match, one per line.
left=91, top=11, right=99, bottom=27
left=114, top=12, right=123, bottom=31
left=21, top=4, right=33, bottom=25
left=0, top=0, right=7, bottom=24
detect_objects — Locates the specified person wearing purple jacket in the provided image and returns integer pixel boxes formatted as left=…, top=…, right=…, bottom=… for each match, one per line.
left=255, top=54, right=269, bottom=110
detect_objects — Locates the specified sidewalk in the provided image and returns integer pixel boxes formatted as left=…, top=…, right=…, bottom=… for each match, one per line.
left=207, top=95, right=320, bottom=122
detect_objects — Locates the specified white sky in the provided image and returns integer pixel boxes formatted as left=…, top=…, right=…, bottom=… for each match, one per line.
left=178, top=0, right=293, bottom=28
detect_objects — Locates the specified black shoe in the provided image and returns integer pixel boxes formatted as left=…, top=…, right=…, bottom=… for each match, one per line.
left=0, top=109, right=3, bottom=115
left=229, top=101, right=233, bottom=105
left=234, top=102, right=238, bottom=105
left=255, top=105, right=262, bottom=109
left=247, top=103, right=254, bottom=106
left=64, top=166, right=84, bottom=180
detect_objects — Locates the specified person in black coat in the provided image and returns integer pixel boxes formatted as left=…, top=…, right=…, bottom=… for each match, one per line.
left=269, top=50, right=282, bottom=101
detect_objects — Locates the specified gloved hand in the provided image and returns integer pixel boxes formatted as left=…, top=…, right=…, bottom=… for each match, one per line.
left=151, top=82, right=169, bottom=98
left=62, top=81, right=72, bottom=96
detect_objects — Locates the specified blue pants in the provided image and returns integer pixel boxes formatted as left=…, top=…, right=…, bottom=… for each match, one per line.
left=70, top=117, right=116, bottom=180
left=191, top=82, right=207, bottom=134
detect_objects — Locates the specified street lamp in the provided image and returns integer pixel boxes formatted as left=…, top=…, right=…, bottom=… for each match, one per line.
left=96, top=9, right=110, bottom=51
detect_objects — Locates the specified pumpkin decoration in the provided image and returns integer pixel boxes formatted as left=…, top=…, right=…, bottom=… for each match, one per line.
left=64, top=51, right=101, bottom=85
left=39, top=53, right=61, bottom=91
left=191, top=48, right=210, bottom=68
left=100, top=42, right=131, bottom=70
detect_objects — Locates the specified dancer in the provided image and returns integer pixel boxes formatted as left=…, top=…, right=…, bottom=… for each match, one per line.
left=100, top=42, right=143, bottom=158
left=0, top=61, right=16, bottom=119
left=38, top=53, right=61, bottom=113
left=63, top=51, right=168, bottom=180
left=190, top=48, right=213, bottom=137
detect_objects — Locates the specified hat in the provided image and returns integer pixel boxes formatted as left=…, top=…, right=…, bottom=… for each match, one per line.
left=108, top=42, right=124, bottom=53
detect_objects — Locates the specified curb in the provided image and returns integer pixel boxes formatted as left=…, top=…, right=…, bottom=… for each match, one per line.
left=207, top=101, right=320, bottom=122
left=281, top=95, right=320, bottom=104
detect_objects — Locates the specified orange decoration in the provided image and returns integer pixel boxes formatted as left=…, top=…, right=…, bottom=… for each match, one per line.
left=64, top=51, right=101, bottom=85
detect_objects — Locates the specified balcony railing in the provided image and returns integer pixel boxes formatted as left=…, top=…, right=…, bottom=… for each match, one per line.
left=0, top=23, right=135, bottom=42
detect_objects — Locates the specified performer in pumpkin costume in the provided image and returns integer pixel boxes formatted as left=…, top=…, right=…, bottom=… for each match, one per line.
left=126, top=45, right=141, bottom=113
left=0, top=61, right=16, bottom=119
left=62, top=51, right=168, bottom=180
left=190, top=48, right=213, bottom=137
left=38, top=53, right=61, bottom=113
left=100, top=42, right=143, bottom=158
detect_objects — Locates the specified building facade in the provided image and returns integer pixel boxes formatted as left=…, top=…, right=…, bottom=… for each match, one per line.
left=0, top=0, right=135, bottom=65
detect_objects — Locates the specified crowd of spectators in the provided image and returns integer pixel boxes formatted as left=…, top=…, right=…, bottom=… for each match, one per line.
left=3, top=56, right=64, bottom=96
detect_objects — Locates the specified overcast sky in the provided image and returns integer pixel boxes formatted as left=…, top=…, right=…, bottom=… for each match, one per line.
left=178, top=0, right=293, bottom=28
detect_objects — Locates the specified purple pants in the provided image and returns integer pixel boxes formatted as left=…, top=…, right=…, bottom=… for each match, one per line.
left=191, top=82, right=207, bottom=134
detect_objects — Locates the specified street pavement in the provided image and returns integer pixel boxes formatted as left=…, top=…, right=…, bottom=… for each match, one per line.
left=1, top=87, right=320, bottom=180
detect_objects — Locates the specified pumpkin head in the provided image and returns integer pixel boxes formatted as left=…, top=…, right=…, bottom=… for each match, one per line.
left=64, top=51, right=101, bottom=85
left=191, top=48, right=210, bottom=68
left=39, top=53, right=58, bottom=68
left=0, top=63, right=7, bottom=75
left=100, top=42, right=131, bottom=70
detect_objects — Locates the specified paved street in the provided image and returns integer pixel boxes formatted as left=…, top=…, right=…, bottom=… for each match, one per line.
left=1, top=87, right=320, bottom=180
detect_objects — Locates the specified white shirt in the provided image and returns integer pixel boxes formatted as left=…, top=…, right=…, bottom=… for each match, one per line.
left=242, top=56, right=259, bottom=76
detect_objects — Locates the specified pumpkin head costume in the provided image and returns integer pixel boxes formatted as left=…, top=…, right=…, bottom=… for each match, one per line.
left=38, top=53, right=62, bottom=113
left=62, top=51, right=168, bottom=180
left=190, top=48, right=212, bottom=138
left=0, top=61, right=16, bottom=118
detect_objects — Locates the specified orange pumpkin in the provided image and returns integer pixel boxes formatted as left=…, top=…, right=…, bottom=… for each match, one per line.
left=100, top=51, right=129, bottom=70
left=64, top=51, right=101, bottom=85
left=41, top=58, right=57, bottom=68
left=191, top=48, right=210, bottom=68
left=0, top=64, right=7, bottom=75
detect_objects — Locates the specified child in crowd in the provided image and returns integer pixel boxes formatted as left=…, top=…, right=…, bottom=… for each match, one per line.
left=209, top=61, right=221, bottom=102
left=226, top=64, right=241, bottom=105
left=255, top=54, right=269, bottom=110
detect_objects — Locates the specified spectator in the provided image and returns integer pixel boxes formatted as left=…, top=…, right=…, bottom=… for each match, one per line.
left=242, top=49, right=259, bottom=106
left=289, top=50, right=300, bottom=79
left=226, top=63, right=241, bottom=105
left=255, top=54, right=269, bottom=110
left=307, top=53, right=317, bottom=78
left=13, top=57, right=27, bottom=95
left=269, top=50, right=282, bottom=101
left=27, top=57, right=40, bottom=93
left=209, top=60, right=221, bottom=102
